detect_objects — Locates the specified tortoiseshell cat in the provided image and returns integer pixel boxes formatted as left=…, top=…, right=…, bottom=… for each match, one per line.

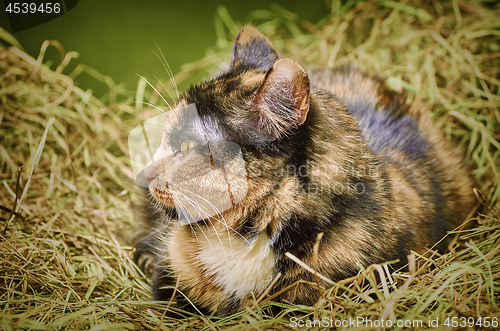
left=133, top=26, right=475, bottom=316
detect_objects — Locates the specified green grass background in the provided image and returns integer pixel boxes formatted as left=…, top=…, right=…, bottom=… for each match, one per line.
left=0, top=0, right=327, bottom=96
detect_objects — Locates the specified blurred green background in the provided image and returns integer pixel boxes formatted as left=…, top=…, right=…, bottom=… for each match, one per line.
left=0, top=0, right=327, bottom=97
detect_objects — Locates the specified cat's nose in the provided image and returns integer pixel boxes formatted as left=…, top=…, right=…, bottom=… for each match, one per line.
left=144, top=167, right=158, bottom=184
left=144, top=156, right=169, bottom=185
left=144, top=161, right=160, bottom=184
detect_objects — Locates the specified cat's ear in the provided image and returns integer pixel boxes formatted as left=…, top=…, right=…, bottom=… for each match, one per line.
left=231, top=26, right=278, bottom=70
left=249, top=57, right=310, bottom=140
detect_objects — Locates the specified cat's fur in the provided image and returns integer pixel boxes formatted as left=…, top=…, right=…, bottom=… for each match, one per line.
left=134, top=26, right=475, bottom=316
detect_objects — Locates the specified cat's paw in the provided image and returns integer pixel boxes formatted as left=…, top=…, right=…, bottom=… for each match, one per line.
left=133, top=232, right=158, bottom=279
left=136, top=252, right=156, bottom=278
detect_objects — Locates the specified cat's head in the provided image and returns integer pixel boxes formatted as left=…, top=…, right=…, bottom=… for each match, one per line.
left=140, top=26, right=312, bottom=226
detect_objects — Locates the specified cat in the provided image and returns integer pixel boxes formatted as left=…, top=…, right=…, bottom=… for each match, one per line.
left=132, top=25, right=476, bottom=316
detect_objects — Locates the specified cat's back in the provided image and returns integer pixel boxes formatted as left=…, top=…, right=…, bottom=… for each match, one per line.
left=309, top=67, right=429, bottom=158
left=309, top=67, right=476, bottom=249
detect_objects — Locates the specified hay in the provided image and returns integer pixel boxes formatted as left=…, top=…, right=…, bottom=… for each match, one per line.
left=1, top=0, right=499, bottom=329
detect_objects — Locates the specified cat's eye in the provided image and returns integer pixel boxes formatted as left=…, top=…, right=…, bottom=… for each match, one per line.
left=180, top=140, right=196, bottom=157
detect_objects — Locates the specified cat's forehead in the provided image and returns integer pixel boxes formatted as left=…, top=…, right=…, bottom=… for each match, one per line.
left=172, top=69, right=268, bottom=144
left=163, top=102, right=224, bottom=141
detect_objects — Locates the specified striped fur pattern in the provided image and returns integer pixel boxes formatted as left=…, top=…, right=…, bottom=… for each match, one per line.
left=134, top=26, right=475, bottom=316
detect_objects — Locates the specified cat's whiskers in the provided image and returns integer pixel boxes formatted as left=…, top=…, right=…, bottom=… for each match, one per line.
left=148, top=191, right=164, bottom=215
left=152, top=201, right=162, bottom=215
left=139, top=101, right=169, bottom=115
left=177, top=191, right=217, bottom=231
left=138, top=75, right=172, bottom=110
left=172, top=193, right=198, bottom=233
left=180, top=189, right=226, bottom=227
left=176, top=191, right=225, bottom=256
left=180, top=189, right=249, bottom=245
left=152, top=74, right=177, bottom=107
left=152, top=40, right=179, bottom=100
left=174, top=191, right=227, bottom=253
left=171, top=193, right=200, bottom=242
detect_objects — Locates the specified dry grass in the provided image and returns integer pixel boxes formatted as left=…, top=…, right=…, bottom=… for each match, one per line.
left=1, top=0, right=499, bottom=329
